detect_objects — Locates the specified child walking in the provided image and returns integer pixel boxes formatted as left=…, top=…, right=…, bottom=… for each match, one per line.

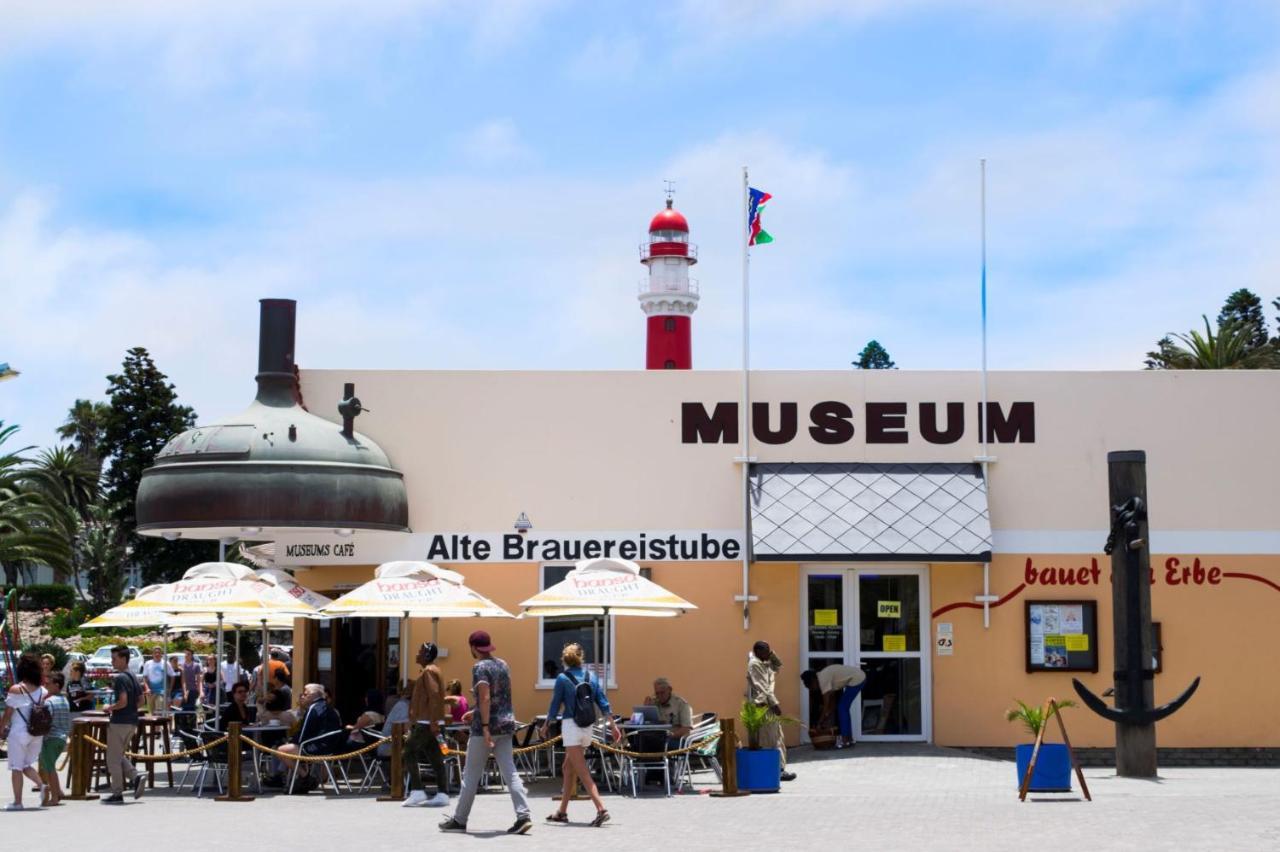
left=39, top=673, right=71, bottom=806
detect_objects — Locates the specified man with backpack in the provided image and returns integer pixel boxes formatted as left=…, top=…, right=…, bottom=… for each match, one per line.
left=540, top=642, right=621, bottom=827
left=103, top=645, right=147, bottom=804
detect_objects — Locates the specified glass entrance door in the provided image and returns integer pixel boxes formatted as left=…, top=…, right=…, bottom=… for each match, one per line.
left=852, top=568, right=930, bottom=741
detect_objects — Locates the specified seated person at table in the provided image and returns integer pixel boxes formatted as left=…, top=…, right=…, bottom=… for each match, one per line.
left=257, top=687, right=298, bottom=729
left=272, top=683, right=343, bottom=789
left=65, top=662, right=95, bottom=714
left=444, top=679, right=469, bottom=723
left=376, top=684, right=410, bottom=759
left=644, top=677, right=693, bottom=745
left=218, top=682, right=254, bottom=730
left=346, top=689, right=386, bottom=745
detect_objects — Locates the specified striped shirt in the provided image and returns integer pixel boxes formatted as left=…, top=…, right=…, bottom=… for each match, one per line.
left=47, top=694, right=71, bottom=739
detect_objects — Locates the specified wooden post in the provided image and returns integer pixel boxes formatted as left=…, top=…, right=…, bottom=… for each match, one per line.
left=1108, top=451, right=1158, bottom=778
left=1051, top=699, right=1091, bottom=801
left=216, top=722, right=254, bottom=802
left=379, top=720, right=406, bottom=802
left=1017, top=703, right=1050, bottom=801
left=709, top=717, right=749, bottom=798
left=66, top=721, right=98, bottom=801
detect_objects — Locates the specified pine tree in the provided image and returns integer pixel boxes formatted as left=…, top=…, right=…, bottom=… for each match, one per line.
left=99, top=347, right=213, bottom=585
left=853, top=340, right=896, bottom=369
left=1217, top=289, right=1268, bottom=350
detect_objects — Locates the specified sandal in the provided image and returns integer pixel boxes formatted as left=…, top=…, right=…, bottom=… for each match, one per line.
left=546, top=812, right=569, bottom=823
left=589, top=809, right=610, bottom=827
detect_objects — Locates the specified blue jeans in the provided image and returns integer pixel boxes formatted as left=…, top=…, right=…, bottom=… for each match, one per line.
left=837, top=684, right=865, bottom=740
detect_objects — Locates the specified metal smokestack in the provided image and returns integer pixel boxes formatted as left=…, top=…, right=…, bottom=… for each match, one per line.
left=255, top=298, right=297, bottom=406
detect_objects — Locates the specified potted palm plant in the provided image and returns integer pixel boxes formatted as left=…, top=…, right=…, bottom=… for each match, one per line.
left=737, top=701, right=796, bottom=792
left=1005, top=699, right=1076, bottom=791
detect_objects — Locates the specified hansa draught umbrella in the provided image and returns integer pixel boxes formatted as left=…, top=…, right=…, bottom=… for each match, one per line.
left=518, top=558, right=696, bottom=683
left=320, top=561, right=515, bottom=683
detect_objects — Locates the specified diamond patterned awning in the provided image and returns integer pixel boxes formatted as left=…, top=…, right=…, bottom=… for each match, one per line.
left=749, top=462, right=992, bottom=562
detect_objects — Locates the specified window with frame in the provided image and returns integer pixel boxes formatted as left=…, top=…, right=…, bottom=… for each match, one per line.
left=664, top=317, right=677, bottom=332
left=538, top=564, right=613, bottom=686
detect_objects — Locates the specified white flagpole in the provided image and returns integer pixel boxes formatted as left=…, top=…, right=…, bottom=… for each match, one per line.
left=738, top=166, right=752, bottom=631
left=977, top=158, right=995, bottom=629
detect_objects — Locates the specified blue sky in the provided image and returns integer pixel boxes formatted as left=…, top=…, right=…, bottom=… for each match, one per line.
left=2, top=1, right=1278, bottom=449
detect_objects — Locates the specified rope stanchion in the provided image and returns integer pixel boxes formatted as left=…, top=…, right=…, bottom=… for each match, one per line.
left=378, top=720, right=406, bottom=802
left=239, top=735, right=384, bottom=762
left=709, top=718, right=748, bottom=798
left=217, top=722, right=253, bottom=802
left=83, top=733, right=229, bottom=761
left=66, top=722, right=98, bottom=802
left=514, top=734, right=561, bottom=755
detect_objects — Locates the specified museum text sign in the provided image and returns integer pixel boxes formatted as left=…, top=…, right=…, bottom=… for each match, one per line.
left=681, top=400, right=1035, bottom=445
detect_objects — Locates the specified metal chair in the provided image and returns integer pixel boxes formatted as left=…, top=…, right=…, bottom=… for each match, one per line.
left=354, top=727, right=390, bottom=793
left=287, top=729, right=350, bottom=795
left=673, top=718, right=722, bottom=791
left=176, top=729, right=226, bottom=797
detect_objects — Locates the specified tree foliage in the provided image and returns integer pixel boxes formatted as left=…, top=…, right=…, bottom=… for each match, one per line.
left=57, top=399, right=112, bottom=475
left=0, top=423, right=72, bottom=586
left=1146, top=290, right=1280, bottom=370
left=99, top=347, right=212, bottom=585
left=853, top=340, right=897, bottom=370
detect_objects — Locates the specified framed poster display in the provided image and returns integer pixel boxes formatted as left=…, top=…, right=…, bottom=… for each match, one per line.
left=1025, top=600, right=1098, bottom=673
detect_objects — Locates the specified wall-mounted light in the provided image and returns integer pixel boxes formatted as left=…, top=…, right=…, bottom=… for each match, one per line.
left=240, top=527, right=263, bottom=535
left=513, top=512, right=533, bottom=535
left=334, top=528, right=354, bottom=538
left=161, top=532, right=181, bottom=541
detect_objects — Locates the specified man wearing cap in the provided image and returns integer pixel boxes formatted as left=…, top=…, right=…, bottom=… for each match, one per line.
left=403, top=643, right=450, bottom=807
left=439, top=631, right=532, bottom=835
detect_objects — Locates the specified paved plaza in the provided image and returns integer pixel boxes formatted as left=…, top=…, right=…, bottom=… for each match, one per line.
left=7, top=744, right=1278, bottom=850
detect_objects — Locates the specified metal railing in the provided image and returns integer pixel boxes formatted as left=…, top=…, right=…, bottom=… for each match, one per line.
left=638, top=279, right=700, bottom=296
left=639, top=242, right=698, bottom=261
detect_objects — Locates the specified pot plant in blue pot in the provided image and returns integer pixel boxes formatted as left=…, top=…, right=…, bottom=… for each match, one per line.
left=1005, top=699, right=1076, bottom=792
left=737, top=701, right=796, bottom=792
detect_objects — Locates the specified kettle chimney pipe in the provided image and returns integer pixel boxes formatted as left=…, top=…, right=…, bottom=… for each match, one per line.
left=256, top=298, right=297, bottom=406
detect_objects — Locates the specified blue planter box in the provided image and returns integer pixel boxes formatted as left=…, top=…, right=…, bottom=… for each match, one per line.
left=1015, top=743, right=1073, bottom=791
left=736, top=748, right=780, bottom=792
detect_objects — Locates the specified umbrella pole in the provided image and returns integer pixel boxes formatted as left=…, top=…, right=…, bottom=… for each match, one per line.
left=260, top=620, right=269, bottom=705
left=215, top=614, right=224, bottom=727
left=162, top=626, right=169, bottom=716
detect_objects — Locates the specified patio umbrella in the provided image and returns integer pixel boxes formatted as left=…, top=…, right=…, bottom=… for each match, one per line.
left=110, top=563, right=318, bottom=723
left=518, top=558, right=695, bottom=684
left=83, top=585, right=182, bottom=712
left=320, top=561, right=515, bottom=684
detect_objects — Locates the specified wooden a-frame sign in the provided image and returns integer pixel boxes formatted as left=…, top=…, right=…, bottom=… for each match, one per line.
left=1018, top=697, right=1092, bottom=802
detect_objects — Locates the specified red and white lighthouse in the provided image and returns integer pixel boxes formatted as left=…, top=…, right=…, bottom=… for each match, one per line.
left=639, top=196, right=698, bottom=369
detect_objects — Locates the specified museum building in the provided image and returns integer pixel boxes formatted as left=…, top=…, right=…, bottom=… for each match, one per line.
left=133, top=294, right=1280, bottom=755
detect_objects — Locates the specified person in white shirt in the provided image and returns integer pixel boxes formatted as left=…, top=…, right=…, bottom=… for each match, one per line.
left=1, top=653, right=48, bottom=810
left=221, top=651, right=245, bottom=693
left=141, top=647, right=177, bottom=714
left=801, top=664, right=867, bottom=749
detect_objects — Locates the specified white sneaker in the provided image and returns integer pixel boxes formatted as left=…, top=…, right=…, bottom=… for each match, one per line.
left=4, top=803, right=24, bottom=811
left=427, top=792, right=450, bottom=807
left=403, top=790, right=430, bottom=807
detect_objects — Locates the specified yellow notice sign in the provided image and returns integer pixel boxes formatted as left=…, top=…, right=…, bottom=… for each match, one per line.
left=813, top=609, right=838, bottom=626
left=1064, top=634, right=1089, bottom=652
left=1044, top=634, right=1066, bottom=647
left=877, top=601, right=901, bottom=618
left=882, top=634, right=907, bottom=652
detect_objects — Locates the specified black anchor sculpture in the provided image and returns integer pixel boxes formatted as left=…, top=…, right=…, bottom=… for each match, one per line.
left=1072, top=450, right=1200, bottom=777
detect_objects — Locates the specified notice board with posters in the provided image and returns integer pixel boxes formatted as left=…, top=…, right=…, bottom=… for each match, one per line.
left=1025, top=600, right=1098, bottom=673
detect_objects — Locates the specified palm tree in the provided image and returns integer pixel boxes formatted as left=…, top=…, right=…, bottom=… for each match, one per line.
left=25, top=447, right=101, bottom=588
left=0, top=423, right=70, bottom=584
left=1156, top=317, right=1279, bottom=369
left=56, top=399, right=111, bottom=473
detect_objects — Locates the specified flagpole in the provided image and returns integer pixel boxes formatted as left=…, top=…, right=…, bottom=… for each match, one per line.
left=739, top=166, right=752, bottom=631
left=978, top=158, right=994, bottom=629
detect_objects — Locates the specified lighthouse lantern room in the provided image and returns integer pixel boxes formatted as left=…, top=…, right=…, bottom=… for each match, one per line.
left=639, top=193, right=698, bottom=369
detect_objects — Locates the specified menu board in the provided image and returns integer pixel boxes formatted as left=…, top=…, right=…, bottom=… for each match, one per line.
left=1025, top=600, right=1098, bottom=673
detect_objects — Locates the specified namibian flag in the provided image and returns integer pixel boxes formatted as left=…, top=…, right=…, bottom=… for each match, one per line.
left=748, top=187, right=773, bottom=245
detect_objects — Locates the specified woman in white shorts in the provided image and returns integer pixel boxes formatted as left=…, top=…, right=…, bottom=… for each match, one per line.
left=540, top=643, right=621, bottom=827
left=1, top=653, right=48, bottom=811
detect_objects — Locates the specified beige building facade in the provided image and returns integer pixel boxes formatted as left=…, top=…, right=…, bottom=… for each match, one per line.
left=277, top=368, right=1278, bottom=750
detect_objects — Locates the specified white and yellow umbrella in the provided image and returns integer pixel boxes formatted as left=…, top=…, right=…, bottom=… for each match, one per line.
left=105, top=563, right=318, bottom=719
left=518, top=558, right=695, bottom=681
left=321, top=561, right=514, bottom=682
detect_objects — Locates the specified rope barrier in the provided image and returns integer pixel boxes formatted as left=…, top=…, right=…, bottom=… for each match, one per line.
left=513, top=734, right=561, bottom=755
left=239, top=735, right=384, bottom=763
left=83, top=734, right=230, bottom=761
left=590, top=733, right=721, bottom=759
